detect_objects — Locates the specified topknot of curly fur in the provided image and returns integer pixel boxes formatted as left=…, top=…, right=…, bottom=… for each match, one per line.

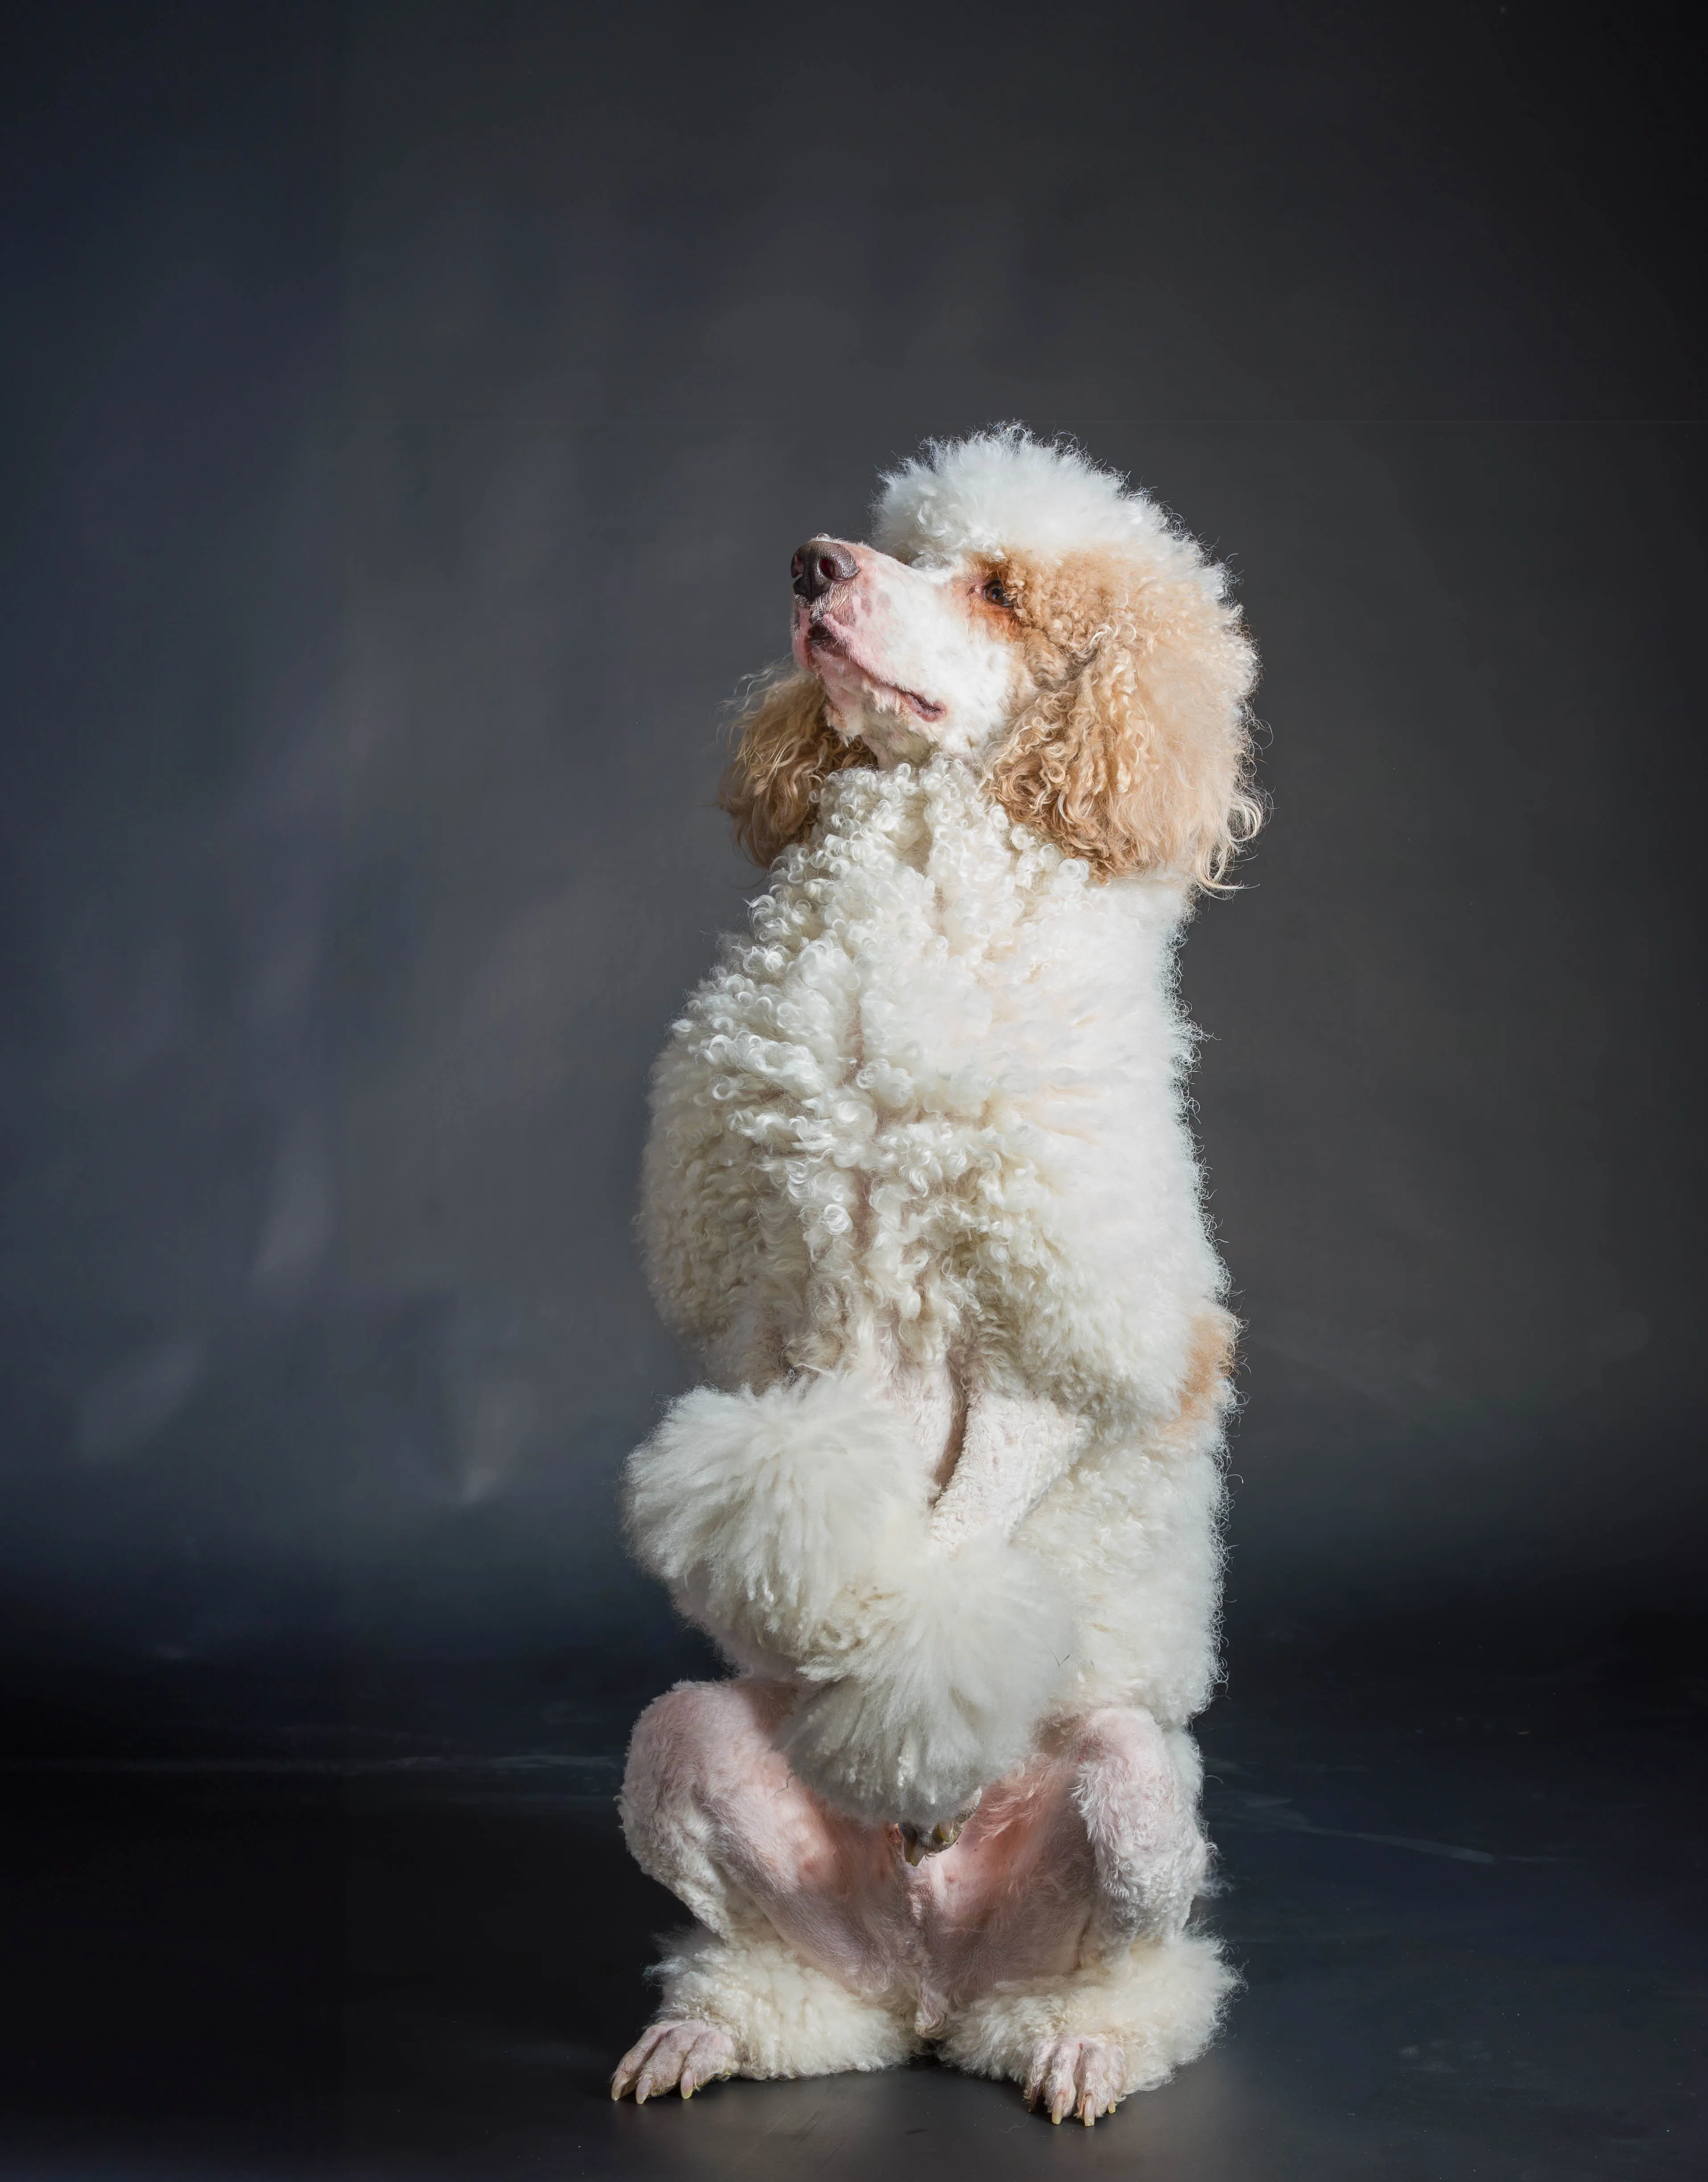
left=872, top=426, right=1219, bottom=591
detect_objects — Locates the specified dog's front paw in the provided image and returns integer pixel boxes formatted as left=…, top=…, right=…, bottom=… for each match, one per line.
left=611, top=2018, right=736, bottom=2103
left=1024, top=2034, right=1126, bottom=2125
left=781, top=1534, right=1073, bottom=1827
left=784, top=1670, right=986, bottom=1831
left=896, top=1790, right=981, bottom=1864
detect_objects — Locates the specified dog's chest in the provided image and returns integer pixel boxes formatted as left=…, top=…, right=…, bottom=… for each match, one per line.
left=646, top=761, right=1201, bottom=1388
left=705, top=769, right=1099, bottom=1161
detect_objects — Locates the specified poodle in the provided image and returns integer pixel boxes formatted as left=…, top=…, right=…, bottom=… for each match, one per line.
left=610, top=428, right=1262, bottom=2126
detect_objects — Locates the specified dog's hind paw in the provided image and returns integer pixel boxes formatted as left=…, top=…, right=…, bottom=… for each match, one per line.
left=611, top=2018, right=737, bottom=2103
left=1024, top=2034, right=1126, bottom=2126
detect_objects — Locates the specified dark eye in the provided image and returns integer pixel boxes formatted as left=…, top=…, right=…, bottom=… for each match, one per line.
left=980, top=574, right=1012, bottom=609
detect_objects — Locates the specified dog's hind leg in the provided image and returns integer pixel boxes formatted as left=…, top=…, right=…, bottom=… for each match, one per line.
left=936, top=1709, right=1230, bottom=2123
left=939, top=1930, right=1235, bottom=2122
left=613, top=1675, right=920, bottom=2095
left=1072, top=1708, right=1213, bottom=1953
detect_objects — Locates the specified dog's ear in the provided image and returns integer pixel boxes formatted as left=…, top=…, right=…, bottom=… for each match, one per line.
left=719, top=666, right=871, bottom=868
left=988, top=566, right=1262, bottom=888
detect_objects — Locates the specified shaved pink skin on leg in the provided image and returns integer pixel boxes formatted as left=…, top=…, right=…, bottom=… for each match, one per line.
left=621, top=1676, right=919, bottom=1992
left=615, top=1675, right=1208, bottom=2101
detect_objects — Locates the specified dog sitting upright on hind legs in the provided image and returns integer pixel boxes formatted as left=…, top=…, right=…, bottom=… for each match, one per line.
left=611, top=428, right=1262, bottom=2126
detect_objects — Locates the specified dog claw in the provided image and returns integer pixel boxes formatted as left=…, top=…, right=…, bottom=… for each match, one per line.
left=1027, top=2035, right=1126, bottom=2129
left=899, top=1814, right=967, bottom=1865
left=612, top=2019, right=737, bottom=2104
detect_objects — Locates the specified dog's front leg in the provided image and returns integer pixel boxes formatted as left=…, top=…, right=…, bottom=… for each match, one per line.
left=871, top=1379, right=1088, bottom=1864
left=780, top=1371, right=1086, bottom=1836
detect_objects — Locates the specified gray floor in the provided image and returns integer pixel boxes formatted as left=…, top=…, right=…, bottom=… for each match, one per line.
left=1, top=1631, right=1700, bottom=2181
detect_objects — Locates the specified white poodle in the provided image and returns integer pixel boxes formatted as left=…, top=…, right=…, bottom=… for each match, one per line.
left=611, top=428, right=1262, bottom=2125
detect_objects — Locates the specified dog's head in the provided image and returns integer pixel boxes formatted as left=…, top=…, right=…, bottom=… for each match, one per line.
left=722, top=428, right=1262, bottom=888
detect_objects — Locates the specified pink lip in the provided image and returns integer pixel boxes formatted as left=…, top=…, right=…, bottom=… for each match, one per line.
left=798, top=611, right=946, bottom=723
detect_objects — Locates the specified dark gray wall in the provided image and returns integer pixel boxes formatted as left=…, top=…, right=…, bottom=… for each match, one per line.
left=1, top=3, right=1703, bottom=1702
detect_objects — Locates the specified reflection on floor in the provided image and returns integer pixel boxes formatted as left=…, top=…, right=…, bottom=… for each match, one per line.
left=0, top=1620, right=1701, bottom=2181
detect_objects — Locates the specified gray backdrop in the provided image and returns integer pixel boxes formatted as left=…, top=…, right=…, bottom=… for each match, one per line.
left=3, top=3, right=1703, bottom=1715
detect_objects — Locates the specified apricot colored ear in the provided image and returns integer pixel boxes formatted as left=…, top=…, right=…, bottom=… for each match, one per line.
left=990, top=575, right=1260, bottom=886
left=719, top=667, right=871, bottom=867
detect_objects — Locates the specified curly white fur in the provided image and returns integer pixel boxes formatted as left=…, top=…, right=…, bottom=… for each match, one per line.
left=618, top=428, right=1254, bottom=2114
left=642, top=759, right=1220, bottom=1435
left=874, top=422, right=1218, bottom=582
left=638, top=754, right=1228, bottom=1756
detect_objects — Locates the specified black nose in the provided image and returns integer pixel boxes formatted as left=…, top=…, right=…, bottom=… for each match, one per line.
left=792, top=538, right=858, bottom=601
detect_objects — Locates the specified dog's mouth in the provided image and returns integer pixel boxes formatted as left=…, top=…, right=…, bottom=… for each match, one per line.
left=801, top=616, right=947, bottom=725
